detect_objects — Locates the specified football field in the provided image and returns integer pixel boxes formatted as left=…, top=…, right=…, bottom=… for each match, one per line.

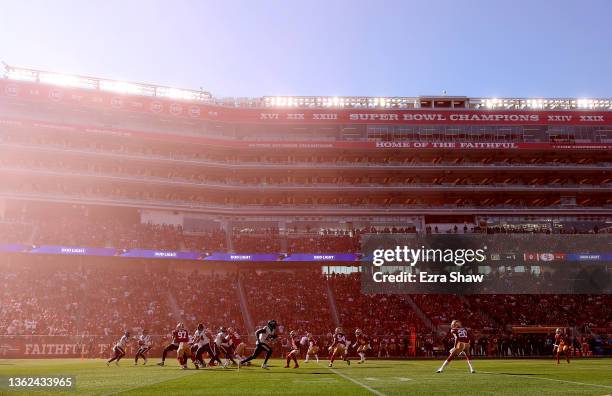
left=0, top=358, right=610, bottom=395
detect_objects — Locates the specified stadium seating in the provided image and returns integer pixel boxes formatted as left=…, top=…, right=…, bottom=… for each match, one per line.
left=2, top=255, right=608, bottom=357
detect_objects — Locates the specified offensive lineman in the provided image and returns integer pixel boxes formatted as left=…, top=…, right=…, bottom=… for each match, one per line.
left=193, top=323, right=212, bottom=368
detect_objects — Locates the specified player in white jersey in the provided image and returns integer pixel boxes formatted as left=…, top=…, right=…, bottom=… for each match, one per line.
left=107, top=331, right=130, bottom=366
left=134, top=329, right=152, bottom=365
left=239, top=320, right=278, bottom=369
left=193, top=323, right=213, bottom=368
left=215, top=327, right=237, bottom=367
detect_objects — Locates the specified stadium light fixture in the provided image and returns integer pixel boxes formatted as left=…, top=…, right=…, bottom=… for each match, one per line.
left=5, top=67, right=38, bottom=82
left=7, top=65, right=612, bottom=110
left=577, top=99, right=594, bottom=109
left=99, top=80, right=142, bottom=95
left=38, top=73, right=80, bottom=88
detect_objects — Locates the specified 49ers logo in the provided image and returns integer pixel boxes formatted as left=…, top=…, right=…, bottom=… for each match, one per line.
left=150, top=101, right=163, bottom=113
left=49, top=89, right=63, bottom=102
left=110, top=97, right=123, bottom=108
left=170, top=103, right=182, bottom=115
left=189, top=106, right=201, bottom=117
left=5, top=84, right=18, bottom=96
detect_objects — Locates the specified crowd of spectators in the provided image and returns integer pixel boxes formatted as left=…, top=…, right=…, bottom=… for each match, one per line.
left=0, top=219, right=32, bottom=244
left=0, top=257, right=609, bottom=357
left=242, top=270, right=333, bottom=335
left=464, top=294, right=610, bottom=329
left=0, top=258, right=243, bottom=338
left=329, top=273, right=426, bottom=340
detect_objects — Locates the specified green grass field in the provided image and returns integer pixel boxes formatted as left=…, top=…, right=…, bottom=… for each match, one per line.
left=0, top=358, right=610, bottom=395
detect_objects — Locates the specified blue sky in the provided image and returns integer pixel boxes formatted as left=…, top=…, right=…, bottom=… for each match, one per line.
left=1, top=0, right=611, bottom=98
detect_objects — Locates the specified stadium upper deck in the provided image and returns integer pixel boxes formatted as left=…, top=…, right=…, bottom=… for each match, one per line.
left=0, top=65, right=611, bottom=218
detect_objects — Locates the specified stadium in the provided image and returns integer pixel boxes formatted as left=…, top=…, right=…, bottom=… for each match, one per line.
left=0, top=63, right=610, bottom=395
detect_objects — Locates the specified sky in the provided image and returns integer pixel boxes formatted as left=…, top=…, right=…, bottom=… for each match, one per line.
left=0, top=0, right=611, bottom=99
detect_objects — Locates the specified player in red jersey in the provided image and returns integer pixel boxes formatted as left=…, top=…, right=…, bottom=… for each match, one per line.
left=157, top=322, right=181, bottom=366
left=284, top=330, right=300, bottom=368
left=228, top=327, right=246, bottom=361
left=304, top=333, right=319, bottom=363
left=352, top=328, right=371, bottom=364
left=437, top=320, right=475, bottom=374
left=215, top=327, right=238, bottom=367
left=553, top=328, right=571, bottom=364
left=328, top=327, right=350, bottom=367
left=174, top=322, right=193, bottom=369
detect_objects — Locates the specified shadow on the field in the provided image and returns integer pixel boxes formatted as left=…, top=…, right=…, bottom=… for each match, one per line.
left=481, top=372, right=544, bottom=376
left=340, top=366, right=394, bottom=369
left=255, top=371, right=330, bottom=375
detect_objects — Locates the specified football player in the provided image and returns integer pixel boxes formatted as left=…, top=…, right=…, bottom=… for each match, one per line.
left=285, top=330, right=300, bottom=369
left=193, top=323, right=218, bottom=368
left=328, top=327, right=350, bottom=367
left=239, top=320, right=278, bottom=369
left=304, top=333, right=319, bottom=363
left=175, top=322, right=192, bottom=369
left=134, top=329, right=151, bottom=365
left=216, top=327, right=238, bottom=367
left=107, top=331, right=130, bottom=366
left=437, top=320, right=475, bottom=373
left=157, top=322, right=181, bottom=366
left=553, top=328, right=571, bottom=364
left=229, top=327, right=246, bottom=361
left=352, top=328, right=371, bottom=364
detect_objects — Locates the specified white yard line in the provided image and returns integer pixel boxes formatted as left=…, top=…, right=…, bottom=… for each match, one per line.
left=479, top=370, right=612, bottom=390
left=327, top=367, right=387, bottom=396
left=101, top=370, right=198, bottom=396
